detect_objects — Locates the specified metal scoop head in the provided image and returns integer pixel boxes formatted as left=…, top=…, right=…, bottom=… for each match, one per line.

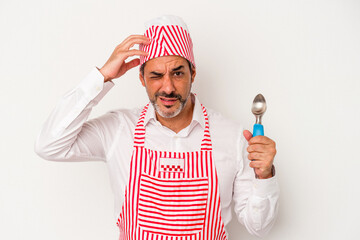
left=252, top=94, right=267, bottom=124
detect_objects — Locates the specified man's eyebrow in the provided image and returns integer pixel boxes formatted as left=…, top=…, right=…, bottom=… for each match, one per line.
left=172, top=65, right=184, bottom=72
left=149, top=71, right=163, bottom=76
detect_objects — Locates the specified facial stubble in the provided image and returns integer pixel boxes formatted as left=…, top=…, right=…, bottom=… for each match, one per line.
left=146, top=82, right=192, bottom=119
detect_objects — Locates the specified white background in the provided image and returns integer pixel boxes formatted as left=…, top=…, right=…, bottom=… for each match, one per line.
left=1, top=0, right=359, bottom=239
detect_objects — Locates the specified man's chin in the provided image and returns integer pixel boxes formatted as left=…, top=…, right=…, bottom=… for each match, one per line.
left=155, top=104, right=181, bottom=118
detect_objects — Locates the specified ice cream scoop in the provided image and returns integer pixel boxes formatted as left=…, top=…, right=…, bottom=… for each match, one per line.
left=252, top=94, right=267, bottom=137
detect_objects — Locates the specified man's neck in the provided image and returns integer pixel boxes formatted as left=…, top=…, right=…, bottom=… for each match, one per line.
left=155, top=94, right=195, bottom=134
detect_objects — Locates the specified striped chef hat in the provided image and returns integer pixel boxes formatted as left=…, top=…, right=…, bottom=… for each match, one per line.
left=139, top=15, right=195, bottom=68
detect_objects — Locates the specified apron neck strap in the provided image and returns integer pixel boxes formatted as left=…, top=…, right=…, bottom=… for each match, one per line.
left=200, top=103, right=212, bottom=151
left=133, top=103, right=212, bottom=151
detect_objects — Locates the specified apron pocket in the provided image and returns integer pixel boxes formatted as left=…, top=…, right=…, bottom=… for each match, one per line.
left=137, top=173, right=209, bottom=236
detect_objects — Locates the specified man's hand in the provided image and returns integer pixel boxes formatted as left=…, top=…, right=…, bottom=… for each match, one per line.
left=99, top=35, right=150, bottom=82
left=243, top=130, right=276, bottom=179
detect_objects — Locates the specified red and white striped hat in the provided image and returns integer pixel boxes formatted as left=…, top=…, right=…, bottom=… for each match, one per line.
left=139, top=15, right=195, bottom=68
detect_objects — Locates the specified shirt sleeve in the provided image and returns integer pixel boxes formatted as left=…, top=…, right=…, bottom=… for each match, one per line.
left=34, top=67, right=115, bottom=162
left=232, top=130, right=280, bottom=237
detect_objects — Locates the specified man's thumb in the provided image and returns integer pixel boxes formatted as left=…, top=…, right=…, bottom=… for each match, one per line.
left=243, top=130, right=253, bottom=142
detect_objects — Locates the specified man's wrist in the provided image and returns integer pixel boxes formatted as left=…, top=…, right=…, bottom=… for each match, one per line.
left=96, top=66, right=110, bottom=82
left=258, top=165, right=276, bottom=179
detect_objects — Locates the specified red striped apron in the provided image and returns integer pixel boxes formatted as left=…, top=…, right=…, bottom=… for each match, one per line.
left=117, top=103, right=227, bottom=240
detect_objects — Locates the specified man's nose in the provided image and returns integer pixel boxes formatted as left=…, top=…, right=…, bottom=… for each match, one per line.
left=161, top=74, right=175, bottom=94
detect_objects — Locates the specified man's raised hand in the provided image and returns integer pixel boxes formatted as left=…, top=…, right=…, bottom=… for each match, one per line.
left=99, top=35, right=150, bottom=82
left=243, top=130, right=276, bottom=179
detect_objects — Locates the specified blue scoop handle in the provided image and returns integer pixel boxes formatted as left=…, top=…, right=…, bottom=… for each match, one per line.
left=253, top=123, right=264, bottom=137
left=252, top=124, right=264, bottom=179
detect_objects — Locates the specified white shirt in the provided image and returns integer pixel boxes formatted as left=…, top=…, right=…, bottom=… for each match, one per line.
left=34, top=67, right=280, bottom=237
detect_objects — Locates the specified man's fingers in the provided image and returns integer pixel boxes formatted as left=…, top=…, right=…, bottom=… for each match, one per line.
left=249, top=135, right=275, bottom=145
left=123, top=49, right=149, bottom=58
left=243, top=130, right=252, bottom=142
left=123, top=58, right=140, bottom=72
left=249, top=160, right=272, bottom=170
left=244, top=133, right=276, bottom=179
left=249, top=160, right=263, bottom=169
left=124, top=38, right=151, bottom=50
left=247, top=152, right=266, bottom=160
left=247, top=143, right=273, bottom=153
left=122, top=35, right=148, bottom=45
left=115, top=49, right=148, bottom=63
left=121, top=35, right=150, bottom=50
left=100, top=35, right=150, bottom=82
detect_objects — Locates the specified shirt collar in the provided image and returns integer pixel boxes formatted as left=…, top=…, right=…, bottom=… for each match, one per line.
left=143, top=93, right=206, bottom=130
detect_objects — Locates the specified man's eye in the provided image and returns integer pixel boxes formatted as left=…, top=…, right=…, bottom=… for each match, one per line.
left=174, top=72, right=183, bottom=76
left=150, top=75, right=161, bottom=79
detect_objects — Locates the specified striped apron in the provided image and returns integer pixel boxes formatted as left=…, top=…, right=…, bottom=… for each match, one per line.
left=117, top=103, right=227, bottom=240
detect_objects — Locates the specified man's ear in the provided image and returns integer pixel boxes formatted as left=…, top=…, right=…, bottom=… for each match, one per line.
left=191, top=66, right=196, bottom=83
left=139, top=72, right=145, bottom=87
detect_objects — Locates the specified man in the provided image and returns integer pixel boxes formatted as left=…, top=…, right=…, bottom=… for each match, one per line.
left=35, top=15, right=279, bottom=239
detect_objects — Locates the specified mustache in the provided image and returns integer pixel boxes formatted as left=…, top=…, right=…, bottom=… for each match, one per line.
left=155, top=92, right=182, bottom=100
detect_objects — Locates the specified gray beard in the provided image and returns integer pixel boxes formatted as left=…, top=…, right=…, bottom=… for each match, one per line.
left=152, top=93, right=190, bottom=118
